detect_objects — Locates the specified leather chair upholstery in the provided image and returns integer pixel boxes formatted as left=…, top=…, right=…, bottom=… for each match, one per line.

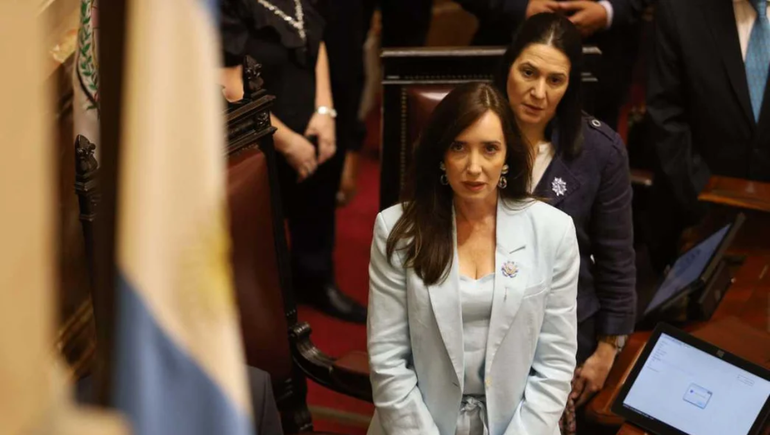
left=225, top=58, right=372, bottom=434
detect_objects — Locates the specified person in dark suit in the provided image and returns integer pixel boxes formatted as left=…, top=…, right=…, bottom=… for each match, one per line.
left=458, top=0, right=650, bottom=130
left=493, top=14, right=636, bottom=433
left=246, top=367, right=284, bottom=435
left=645, top=0, right=770, bottom=271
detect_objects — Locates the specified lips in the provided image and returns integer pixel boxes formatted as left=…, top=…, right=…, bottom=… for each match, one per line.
left=463, top=181, right=486, bottom=191
left=523, top=103, right=544, bottom=112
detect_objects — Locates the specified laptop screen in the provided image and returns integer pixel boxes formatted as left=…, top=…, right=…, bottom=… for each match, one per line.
left=621, top=333, right=770, bottom=435
left=644, top=224, right=732, bottom=316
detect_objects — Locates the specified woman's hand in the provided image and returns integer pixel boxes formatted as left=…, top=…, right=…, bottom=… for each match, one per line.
left=279, top=132, right=318, bottom=182
left=305, top=112, right=336, bottom=165
left=571, top=342, right=616, bottom=407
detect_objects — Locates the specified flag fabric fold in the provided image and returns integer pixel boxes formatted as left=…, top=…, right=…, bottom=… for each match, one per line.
left=112, top=0, right=253, bottom=433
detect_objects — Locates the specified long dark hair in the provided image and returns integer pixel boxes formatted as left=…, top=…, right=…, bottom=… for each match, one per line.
left=493, top=12, right=584, bottom=159
left=386, top=83, right=532, bottom=286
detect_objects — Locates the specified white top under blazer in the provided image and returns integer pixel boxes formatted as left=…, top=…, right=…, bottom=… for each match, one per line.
left=366, top=198, right=580, bottom=435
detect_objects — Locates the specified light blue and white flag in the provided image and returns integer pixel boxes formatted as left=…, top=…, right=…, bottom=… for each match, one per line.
left=112, top=0, right=253, bottom=433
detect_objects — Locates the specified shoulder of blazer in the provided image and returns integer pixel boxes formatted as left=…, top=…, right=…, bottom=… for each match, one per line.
left=581, top=116, right=623, bottom=151
left=506, top=199, right=574, bottom=245
left=378, top=203, right=406, bottom=231
left=579, top=116, right=628, bottom=169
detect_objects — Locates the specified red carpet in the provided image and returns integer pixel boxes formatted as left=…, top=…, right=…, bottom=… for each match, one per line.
left=298, top=152, right=379, bottom=433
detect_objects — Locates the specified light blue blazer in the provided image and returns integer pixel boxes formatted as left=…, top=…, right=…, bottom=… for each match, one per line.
left=367, top=199, right=580, bottom=435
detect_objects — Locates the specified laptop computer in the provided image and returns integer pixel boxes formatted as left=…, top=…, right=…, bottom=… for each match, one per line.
left=612, top=323, right=770, bottom=435
left=639, top=213, right=745, bottom=324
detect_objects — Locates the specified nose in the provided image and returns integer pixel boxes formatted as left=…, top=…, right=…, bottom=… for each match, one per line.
left=466, top=151, right=482, bottom=176
left=530, top=78, right=546, bottom=100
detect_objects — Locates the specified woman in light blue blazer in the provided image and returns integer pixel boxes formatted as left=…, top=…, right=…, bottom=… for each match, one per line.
left=367, top=82, right=580, bottom=435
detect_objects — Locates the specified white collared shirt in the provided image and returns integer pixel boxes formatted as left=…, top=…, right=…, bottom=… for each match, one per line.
left=734, top=0, right=770, bottom=60
left=529, top=141, right=555, bottom=194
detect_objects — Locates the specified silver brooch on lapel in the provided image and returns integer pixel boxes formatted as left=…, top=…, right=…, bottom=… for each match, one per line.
left=501, top=261, right=519, bottom=278
left=552, top=177, right=567, bottom=196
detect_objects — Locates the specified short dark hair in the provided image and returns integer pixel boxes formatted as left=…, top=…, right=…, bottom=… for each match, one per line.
left=493, top=12, right=584, bottom=159
left=387, top=82, right=533, bottom=286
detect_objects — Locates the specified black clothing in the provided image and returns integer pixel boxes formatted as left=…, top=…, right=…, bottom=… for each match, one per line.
left=221, top=0, right=340, bottom=292
left=534, top=116, right=636, bottom=363
left=645, top=0, right=770, bottom=269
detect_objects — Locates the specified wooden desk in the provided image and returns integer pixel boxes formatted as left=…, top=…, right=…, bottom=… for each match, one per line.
left=585, top=255, right=770, bottom=430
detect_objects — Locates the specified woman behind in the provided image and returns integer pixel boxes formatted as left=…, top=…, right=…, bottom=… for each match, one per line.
left=494, top=13, right=636, bottom=434
left=367, top=82, right=580, bottom=435
left=219, top=0, right=366, bottom=323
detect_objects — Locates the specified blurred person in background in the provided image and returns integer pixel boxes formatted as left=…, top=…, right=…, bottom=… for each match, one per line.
left=315, top=0, right=434, bottom=206
left=644, top=0, right=770, bottom=272
left=219, top=0, right=367, bottom=324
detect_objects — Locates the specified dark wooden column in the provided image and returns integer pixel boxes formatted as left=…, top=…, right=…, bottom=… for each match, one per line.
left=93, top=0, right=127, bottom=406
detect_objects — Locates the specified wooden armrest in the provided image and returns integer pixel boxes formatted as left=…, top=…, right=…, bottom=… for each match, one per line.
left=698, top=175, right=770, bottom=213
left=331, top=351, right=372, bottom=402
left=290, top=322, right=373, bottom=403
left=585, top=331, right=652, bottom=426
left=617, top=424, right=650, bottom=434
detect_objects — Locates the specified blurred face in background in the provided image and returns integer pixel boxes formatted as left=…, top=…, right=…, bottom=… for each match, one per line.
left=506, top=43, right=571, bottom=131
left=443, top=110, right=508, bottom=205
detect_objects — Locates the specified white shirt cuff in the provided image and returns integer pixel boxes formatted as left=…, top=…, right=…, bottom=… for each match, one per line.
left=598, top=0, right=614, bottom=29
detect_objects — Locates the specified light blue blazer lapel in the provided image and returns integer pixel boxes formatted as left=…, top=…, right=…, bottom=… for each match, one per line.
left=428, top=210, right=464, bottom=390
left=485, top=200, right=528, bottom=379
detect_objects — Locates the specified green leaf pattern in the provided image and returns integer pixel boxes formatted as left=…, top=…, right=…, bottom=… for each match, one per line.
left=76, top=0, right=99, bottom=111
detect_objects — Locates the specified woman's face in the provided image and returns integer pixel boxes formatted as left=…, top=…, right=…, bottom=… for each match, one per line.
left=444, top=110, right=507, bottom=203
left=506, top=43, right=571, bottom=129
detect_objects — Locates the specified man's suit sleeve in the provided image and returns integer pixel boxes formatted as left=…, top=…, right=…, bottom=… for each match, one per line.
left=646, top=0, right=711, bottom=218
left=367, top=213, right=440, bottom=435
left=504, top=218, right=579, bottom=435
left=606, top=0, right=650, bottom=28
left=454, top=0, right=528, bottom=29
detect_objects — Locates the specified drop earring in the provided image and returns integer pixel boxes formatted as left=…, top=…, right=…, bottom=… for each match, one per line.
left=498, top=164, right=509, bottom=189
left=439, top=162, right=449, bottom=185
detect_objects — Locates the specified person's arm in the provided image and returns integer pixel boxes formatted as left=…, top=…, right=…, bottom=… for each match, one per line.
left=505, top=219, right=579, bottom=435
left=367, top=213, right=440, bottom=435
left=646, top=0, right=711, bottom=219
left=304, top=42, right=336, bottom=164
left=557, top=0, right=646, bottom=37
left=590, top=140, right=636, bottom=337
left=604, top=0, right=651, bottom=28
left=220, top=65, right=244, bottom=102
left=455, top=0, right=560, bottom=29
left=272, top=113, right=318, bottom=182
left=573, top=137, right=636, bottom=406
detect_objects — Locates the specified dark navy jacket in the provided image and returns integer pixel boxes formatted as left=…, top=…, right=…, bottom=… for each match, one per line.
left=534, top=116, right=636, bottom=360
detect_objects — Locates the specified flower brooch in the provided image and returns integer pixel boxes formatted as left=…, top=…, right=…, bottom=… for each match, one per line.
left=501, top=261, right=519, bottom=278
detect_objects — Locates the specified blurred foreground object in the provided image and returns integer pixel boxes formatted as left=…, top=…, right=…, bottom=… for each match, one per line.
left=0, top=2, right=125, bottom=434
left=110, top=0, right=254, bottom=433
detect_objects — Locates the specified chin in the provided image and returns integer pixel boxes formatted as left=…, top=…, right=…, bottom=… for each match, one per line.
left=454, top=189, right=496, bottom=202
left=521, top=112, right=543, bottom=124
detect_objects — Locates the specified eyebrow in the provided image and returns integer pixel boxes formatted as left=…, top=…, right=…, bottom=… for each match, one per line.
left=453, top=140, right=503, bottom=146
left=520, top=61, right=567, bottom=77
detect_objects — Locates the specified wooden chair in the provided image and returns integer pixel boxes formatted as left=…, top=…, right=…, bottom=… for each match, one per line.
left=225, top=58, right=371, bottom=433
